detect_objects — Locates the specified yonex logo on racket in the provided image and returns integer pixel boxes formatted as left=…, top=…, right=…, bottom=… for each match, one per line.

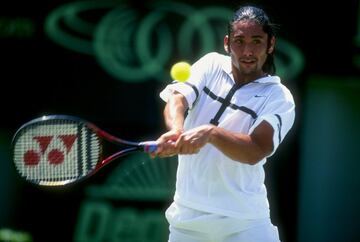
left=23, top=134, right=77, bottom=166
left=12, top=116, right=104, bottom=185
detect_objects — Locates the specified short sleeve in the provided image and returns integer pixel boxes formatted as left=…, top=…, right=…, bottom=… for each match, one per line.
left=249, top=87, right=295, bottom=157
left=159, top=82, right=199, bottom=109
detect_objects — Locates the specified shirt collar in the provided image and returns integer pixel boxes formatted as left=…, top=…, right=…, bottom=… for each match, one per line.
left=252, top=75, right=281, bottom=84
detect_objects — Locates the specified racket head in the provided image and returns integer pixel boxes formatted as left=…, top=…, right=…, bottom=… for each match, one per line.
left=12, top=115, right=102, bottom=186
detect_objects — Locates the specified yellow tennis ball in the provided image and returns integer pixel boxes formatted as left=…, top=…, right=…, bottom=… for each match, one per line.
left=170, top=61, right=191, bottom=82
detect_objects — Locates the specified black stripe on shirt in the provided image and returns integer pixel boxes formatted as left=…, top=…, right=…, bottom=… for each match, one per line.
left=170, top=81, right=199, bottom=106
left=185, top=82, right=199, bottom=105
left=203, top=86, right=258, bottom=125
left=229, top=103, right=258, bottom=119
left=275, top=114, right=282, bottom=143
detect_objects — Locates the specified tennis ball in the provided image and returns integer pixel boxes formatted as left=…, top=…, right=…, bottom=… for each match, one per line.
left=170, top=61, right=191, bottom=82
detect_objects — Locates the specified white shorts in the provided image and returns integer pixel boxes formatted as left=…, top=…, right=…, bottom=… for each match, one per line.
left=166, top=202, right=281, bottom=242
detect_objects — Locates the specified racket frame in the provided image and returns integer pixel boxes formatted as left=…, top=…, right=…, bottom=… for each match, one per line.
left=12, top=115, right=157, bottom=186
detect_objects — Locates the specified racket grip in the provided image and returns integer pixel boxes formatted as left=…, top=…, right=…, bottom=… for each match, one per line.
left=140, top=141, right=158, bottom=153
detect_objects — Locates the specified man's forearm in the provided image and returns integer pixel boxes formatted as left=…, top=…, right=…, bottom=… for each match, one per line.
left=164, top=92, right=188, bottom=131
left=209, top=127, right=263, bottom=165
left=208, top=121, right=274, bottom=165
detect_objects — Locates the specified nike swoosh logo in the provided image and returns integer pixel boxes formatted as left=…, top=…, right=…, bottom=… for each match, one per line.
left=254, top=95, right=266, bottom=98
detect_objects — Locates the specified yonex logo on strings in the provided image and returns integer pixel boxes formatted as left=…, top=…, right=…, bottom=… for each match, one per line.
left=23, top=135, right=77, bottom=166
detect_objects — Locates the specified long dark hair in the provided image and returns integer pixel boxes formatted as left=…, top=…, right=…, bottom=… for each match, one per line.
left=228, top=5, right=278, bottom=75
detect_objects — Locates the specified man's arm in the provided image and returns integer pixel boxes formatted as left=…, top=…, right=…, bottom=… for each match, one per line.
left=209, top=121, right=274, bottom=165
left=163, top=92, right=188, bottom=132
left=155, top=92, right=188, bottom=157
left=175, top=121, right=274, bottom=165
left=156, top=92, right=274, bottom=164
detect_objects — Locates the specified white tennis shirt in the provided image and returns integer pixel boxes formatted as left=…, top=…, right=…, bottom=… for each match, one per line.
left=160, top=52, right=295, bottom=219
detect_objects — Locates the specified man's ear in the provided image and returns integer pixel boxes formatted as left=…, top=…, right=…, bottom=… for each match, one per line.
left=268, top=36, right=275, bottom=54
left=224, top=35, right=230, bottom=53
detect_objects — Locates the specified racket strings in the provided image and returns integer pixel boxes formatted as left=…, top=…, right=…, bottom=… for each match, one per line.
left=13, top=120, right=101, bottom=185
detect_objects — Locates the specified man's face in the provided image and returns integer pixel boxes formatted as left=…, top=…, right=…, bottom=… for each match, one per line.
left=225, top=19, right=275, bottom=79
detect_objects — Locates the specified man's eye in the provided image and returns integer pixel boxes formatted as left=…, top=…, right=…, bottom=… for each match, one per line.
left=234, top=39, right=243, bottom=44
left=253, top=39, right=262, bottom=44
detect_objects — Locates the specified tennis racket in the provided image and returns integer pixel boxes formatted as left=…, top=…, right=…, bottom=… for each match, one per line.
left=12, top=115, right=158, bottom=186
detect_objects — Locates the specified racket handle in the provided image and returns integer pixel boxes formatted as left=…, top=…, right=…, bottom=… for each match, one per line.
left=140, top=141, right=158, bottom=153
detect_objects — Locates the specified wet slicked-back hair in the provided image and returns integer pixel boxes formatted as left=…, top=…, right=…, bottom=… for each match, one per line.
left=228, top=5, right=278, bottom=75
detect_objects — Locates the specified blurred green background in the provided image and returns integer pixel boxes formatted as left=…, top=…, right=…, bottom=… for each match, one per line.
left=0, top=0, right=359, bottom=241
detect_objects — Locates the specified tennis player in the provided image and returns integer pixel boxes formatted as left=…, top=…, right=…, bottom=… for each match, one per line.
left=155, top=5, right=295, bottom=242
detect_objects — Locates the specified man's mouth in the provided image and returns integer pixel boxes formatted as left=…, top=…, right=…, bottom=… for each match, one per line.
left=240, top=59, right=257, bottom=67
left=240, top=58, right=256, bottom=64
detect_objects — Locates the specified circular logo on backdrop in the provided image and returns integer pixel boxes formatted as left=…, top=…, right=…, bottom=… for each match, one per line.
left=45, top=1, right=304, bottom=82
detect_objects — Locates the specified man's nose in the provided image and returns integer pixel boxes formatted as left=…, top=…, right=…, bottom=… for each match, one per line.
left=243, top=44, right=254, bottom=56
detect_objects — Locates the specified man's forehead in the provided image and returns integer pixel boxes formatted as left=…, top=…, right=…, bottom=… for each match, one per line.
left=231, top=19, right=266, bottom=37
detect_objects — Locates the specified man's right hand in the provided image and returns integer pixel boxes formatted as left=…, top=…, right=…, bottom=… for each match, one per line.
left=152, top=129, right=182, bottom=158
